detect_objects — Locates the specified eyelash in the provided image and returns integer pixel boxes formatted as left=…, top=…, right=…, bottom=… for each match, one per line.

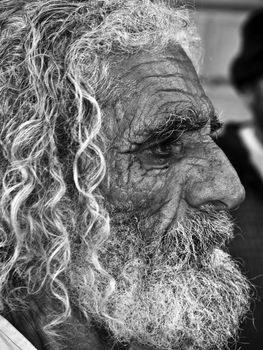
left=148, top=139, right=183, bottom=159
left=134, top=137, right=184, bottom=169
left=210, top=119, right=223, bottom=136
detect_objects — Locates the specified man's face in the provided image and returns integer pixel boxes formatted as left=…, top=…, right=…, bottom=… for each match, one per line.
left=105, top=44, right=244, bottom=232
left=72, top=45, right=249, bottom=350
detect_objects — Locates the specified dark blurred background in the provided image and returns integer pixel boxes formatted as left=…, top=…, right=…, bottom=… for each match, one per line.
left=195, top=0, right=263, bottom=122
left=195, top=2, right=263, bottom=349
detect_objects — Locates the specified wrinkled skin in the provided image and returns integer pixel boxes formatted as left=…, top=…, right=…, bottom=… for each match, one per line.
left=104, top=45, right=245, bottom=232
left=66, top=45, right=247, bottom=350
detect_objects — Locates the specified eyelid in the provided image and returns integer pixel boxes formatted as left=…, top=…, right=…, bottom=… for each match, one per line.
left=136, top=131, right=183, bottom=152
left=210, top=117, right=224, bottom=135
left=124, top=110, right=222, bottom=154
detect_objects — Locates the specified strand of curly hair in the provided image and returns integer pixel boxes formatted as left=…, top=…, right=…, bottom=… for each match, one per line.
left=0, top=0, right=200, bottom=340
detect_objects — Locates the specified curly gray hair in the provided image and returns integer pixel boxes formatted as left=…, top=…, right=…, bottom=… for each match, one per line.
left=0, top=0, right=200, bottom=338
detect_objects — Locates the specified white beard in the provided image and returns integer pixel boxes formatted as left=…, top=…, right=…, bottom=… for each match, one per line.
left=71, top=205, right=250, bottom=350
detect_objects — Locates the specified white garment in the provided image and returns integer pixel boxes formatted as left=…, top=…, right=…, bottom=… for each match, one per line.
left=0, top=315, right=37, bottom=350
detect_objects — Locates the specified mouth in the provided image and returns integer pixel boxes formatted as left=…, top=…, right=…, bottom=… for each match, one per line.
left=147, top=206, right=235, bottom=267
left=102, top=203, right=234, bottom=271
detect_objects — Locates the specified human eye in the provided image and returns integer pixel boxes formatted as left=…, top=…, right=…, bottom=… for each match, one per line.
left=137, top=138, right=183, bottom=169
left=210, top=113, right=223, bottom=138
left=148, top=139, right=183, bottom=159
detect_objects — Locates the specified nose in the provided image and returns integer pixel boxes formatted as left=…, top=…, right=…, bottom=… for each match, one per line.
left=185, top=143, right=245, bottom=210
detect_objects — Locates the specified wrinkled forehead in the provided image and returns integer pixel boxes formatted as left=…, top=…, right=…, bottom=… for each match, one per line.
left=111, top=44, right=204, bottom=94
left=109, top=44, right=212, bottom=134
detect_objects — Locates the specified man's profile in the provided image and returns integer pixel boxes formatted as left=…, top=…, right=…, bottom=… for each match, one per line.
left=0, top=1, right=250, bottom=349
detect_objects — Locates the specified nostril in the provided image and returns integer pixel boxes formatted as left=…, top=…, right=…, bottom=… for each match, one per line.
left=198, top=201, right=228, bottom=213
left=207, top=200, right=228, bottom=211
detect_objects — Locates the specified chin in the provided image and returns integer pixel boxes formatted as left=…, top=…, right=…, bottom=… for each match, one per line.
left=96, top=248, right=250, bottom=350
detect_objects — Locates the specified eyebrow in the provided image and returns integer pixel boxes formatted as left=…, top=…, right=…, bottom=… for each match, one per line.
left=142, top=106, right=223, bottom=145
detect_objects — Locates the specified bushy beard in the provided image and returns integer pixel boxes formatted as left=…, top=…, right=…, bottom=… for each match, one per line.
left=71, top=205, right=250, bottom=350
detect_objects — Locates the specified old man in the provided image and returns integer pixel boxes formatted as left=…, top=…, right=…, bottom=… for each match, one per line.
left=0, top=1, right=250, bottom=350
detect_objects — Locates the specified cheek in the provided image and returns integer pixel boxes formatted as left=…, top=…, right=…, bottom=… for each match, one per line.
left=105, top=151, right=175, bottom=210
left=105, top=151, right=187, bottom=236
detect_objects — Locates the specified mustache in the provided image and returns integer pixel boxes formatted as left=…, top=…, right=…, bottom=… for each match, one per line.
left=100, top=203, right=235, bottom=274
left=182, top=205, right=233, bottom=248
left=158, top=205, right=234, bottom=267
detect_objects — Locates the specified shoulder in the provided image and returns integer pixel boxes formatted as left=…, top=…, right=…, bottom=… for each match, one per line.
left=0, top=315, right=37, bottom=350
